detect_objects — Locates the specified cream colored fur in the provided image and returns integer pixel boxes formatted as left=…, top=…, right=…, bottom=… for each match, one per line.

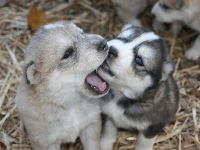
left=15, top=21, right=108, bottom=150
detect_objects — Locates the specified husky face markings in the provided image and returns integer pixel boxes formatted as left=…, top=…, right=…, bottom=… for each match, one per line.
left=98, top=27, right=162, bottom=99
left=98, top=25, right=179, bottom=150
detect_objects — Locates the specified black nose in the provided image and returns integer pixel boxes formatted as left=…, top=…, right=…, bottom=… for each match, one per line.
left=98, top=39, right=108, bottom=51
left=108, top=46, right=118, bottom=58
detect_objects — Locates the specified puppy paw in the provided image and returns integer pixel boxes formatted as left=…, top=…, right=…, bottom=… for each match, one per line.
left=185, top=48, right=200, bottom=60
left=100, top=138, right=114, bottom=150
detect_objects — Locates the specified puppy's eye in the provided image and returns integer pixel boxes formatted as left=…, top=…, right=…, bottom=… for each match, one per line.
left=62, top=48, right=74, bottom=59
left=135, top=56, right=143, bottom=66
left=160, top=3, right=170, bottom=10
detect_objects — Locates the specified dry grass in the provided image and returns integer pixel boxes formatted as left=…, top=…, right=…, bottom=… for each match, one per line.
left=0, top=0, right=200, bottom=150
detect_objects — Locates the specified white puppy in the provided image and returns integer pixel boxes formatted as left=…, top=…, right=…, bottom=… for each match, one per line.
left=152, top=0, right=200, bottom=60
left=15, top=21, right=109, bottom=150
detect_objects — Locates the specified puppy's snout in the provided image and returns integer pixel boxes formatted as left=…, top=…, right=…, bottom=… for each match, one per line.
left=98, top=39, right=108, bottom=52
left=108, top=46, right=118, bottom=58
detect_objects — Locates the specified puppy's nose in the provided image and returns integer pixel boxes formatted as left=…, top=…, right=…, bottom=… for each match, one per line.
left=98, top=39, right=108, bottom=52
left=108, top=46, right=118, bottom=58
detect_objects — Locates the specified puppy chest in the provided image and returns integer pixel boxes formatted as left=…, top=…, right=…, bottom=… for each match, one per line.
left=59, top=105, right=100, bottom=127
left=41, top=123, right=80, bottom=144
left=35, top=103, right=101, bottom=143
left=22, top=112, right=98, bottom=146
left=102, top=101, right=150, bottom=130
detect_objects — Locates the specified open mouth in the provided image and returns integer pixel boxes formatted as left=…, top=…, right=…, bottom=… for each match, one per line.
left=85, top=71, right=109, bottom=95
left=100, top=61, right=114, bottom=76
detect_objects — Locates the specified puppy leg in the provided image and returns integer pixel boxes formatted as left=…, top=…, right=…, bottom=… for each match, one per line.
left=100, top=117, right=117, bottom=150
left=185, top=35, right=200, bottom=60
left=30, top=141, right=60, bottom=150
left=135, top=123, right=164, bottom=150
left=80, top=119, right=101, bottom=150
left=135, top=132, right=157, bottom=150
left=46, top=144, right=60, bottom=150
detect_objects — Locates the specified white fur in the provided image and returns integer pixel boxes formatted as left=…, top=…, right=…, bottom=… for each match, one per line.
left=119, top=29, right=135, bottom=38
left=100, top=118, right=117, bottom=150
left=138, top=45, right=154, bottom=60
left=121, top=24, right=133, bottom=31
left=118, top=32, right=160, bottom=46
left=43, top=22, right=65, bottom=30
left=135, top=133, right=157, bottom=150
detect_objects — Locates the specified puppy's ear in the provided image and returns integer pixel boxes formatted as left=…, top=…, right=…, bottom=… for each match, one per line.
left=25, top=61, right=39, bottom=85
left=175, top=0, right=182, bottom=9
left=161, top=61, right=174, bottom=81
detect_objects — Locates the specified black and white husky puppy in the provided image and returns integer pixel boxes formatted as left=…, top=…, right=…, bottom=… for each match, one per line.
left=97, top=24, right=179, bottom=150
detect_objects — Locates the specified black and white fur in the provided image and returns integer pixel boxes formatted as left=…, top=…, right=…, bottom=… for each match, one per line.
left=97, top=24, right=179, bottom=150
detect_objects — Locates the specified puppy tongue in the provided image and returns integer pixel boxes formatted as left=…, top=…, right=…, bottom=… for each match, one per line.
left=86, top=72, right=107, bottom=92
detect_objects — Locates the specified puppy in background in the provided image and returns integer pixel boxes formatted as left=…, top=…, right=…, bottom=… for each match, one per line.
left=111, top=0, right=156, bottom=27
left=152, top=0, right=200, bottom=60
left=97, top=24, right=179, bottom=150
left=15, top=21, right=109, bottom=150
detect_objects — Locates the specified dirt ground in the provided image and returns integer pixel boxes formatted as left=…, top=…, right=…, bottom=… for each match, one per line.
left=0, top=0, right=199, bottom=150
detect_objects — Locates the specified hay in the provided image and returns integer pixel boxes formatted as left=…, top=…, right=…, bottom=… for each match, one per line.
left=0, top=0, right=199, bottom=150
